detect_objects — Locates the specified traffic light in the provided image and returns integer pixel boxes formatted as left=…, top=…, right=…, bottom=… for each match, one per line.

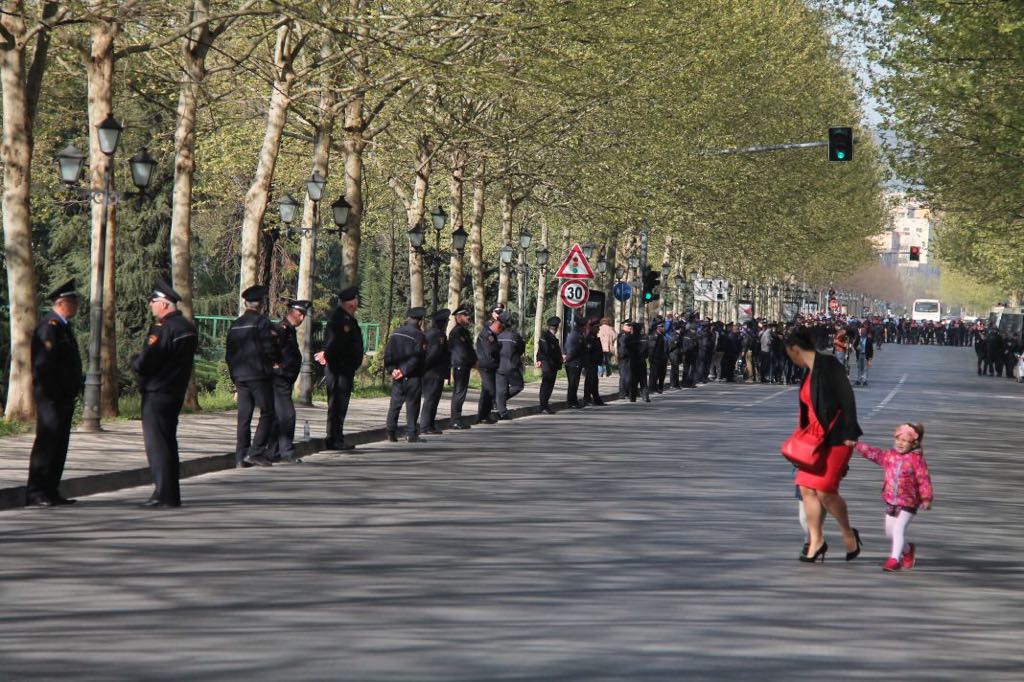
left=909, top=246, right=921, bottom=261
left=642, top=269, right=661, bottom=302
left=828, top=127, right=853, bottom=161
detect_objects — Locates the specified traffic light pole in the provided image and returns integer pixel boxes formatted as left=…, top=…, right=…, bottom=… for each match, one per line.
left=708, top=140, right=829, bottom=156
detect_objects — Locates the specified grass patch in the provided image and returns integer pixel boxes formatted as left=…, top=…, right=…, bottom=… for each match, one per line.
left=0, top=419, right=32, bottom=438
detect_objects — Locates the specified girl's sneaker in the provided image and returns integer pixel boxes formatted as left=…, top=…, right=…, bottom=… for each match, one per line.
left=901, top=543, right=916, bottom=569
left=882, top=557, right=901, bottom=571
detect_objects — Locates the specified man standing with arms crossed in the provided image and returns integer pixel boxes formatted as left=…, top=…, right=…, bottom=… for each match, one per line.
left=25, top=280, right=82, bottom=507
left=316, top=286, right=363, bottom=450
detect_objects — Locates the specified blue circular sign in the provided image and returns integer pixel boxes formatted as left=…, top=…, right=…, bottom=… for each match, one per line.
left=613, top=282, right=632, bottom=302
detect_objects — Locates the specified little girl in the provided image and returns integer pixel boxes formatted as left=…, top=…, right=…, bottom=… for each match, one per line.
left=855, top=423, right=934, bottom=571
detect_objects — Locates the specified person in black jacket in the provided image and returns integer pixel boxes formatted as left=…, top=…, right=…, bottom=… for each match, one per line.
left=564, top=318, right=586, bottom=408
left=384, top=307, right=428, bottom=442
left=25, top=279, right=83, bottom=507
left=583, top=317, right=604, bottom=406
left=267, top=299, right=309, bottom=463
left=476, top=314, right=503, bottom=423
left=535, top=316, right=563, bottom=414
left=496, top=311, right=525, bottom=418
left=316, top=286, right=364, bottom=450
left=984, top=328, right=1004, bottom=377
left=785, top=327, right=862, bottom=563
left=226, top=285, right=280, bottom=467
left=648, top=317, right=668, bottom=393
left=448, top=306, right=476, bottom=429
left=131, top=280, right=198, bottom=508
left=419, top=308, right=451, bottom=434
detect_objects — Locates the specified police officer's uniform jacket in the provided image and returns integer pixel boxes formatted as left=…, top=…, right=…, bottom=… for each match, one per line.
left=226, top=309, right=280, bottom=382
left=324, top=307, right=364, bottom=377
left=449, top=323, right=477, bottom=368
left=384, top=321, right=427, bottom=378
left=32, top=311, right=82, bottom=399
left=537, top=329, right=563, bottom=371
left=132, top=311, right=198, bottom=394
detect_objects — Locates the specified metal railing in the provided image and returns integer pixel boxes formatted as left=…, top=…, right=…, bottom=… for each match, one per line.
left=194, top=315, right=380, bottom=359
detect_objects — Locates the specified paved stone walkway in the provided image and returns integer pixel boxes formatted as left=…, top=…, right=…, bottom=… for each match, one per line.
left=0, top=373, right=622, bottom=508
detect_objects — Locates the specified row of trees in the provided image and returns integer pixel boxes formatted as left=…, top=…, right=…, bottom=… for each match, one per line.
left=1, top=0, right=885, bottom=421
left=844, top=1, right=1024, bottom=299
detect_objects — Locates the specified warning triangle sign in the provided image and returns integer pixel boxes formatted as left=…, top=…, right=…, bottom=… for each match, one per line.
left=554, top=243, right=595, bottom=280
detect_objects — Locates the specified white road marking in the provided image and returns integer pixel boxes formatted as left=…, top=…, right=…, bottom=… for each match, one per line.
left=726, top=386, right=794, bottom=412
left=864, top=373, right=907, bottom=422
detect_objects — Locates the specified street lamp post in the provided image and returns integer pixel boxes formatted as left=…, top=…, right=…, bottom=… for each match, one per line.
left=516, top=229, right=533, bottom=329
left=290, top=170, right=329, bottom=406
left=56, top=114, right=157, bottom=432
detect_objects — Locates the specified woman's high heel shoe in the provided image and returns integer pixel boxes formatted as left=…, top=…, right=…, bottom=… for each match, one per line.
left=846, top=528, right=863, bottom=562
left=799, top=542, right=828, bottom=563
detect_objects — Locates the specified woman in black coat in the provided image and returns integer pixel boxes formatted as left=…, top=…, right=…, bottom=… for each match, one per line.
left=785, top=327, right=863, bottom=563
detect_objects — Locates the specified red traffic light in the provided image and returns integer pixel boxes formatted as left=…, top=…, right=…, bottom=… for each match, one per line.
left=909, top=246, right=921, bottom=261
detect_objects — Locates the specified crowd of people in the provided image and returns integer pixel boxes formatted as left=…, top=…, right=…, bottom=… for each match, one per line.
left=22, top=275, right=987, bottom=519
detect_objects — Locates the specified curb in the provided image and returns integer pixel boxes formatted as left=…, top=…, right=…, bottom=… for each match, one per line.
left=0, top=388, right=626, bottom=511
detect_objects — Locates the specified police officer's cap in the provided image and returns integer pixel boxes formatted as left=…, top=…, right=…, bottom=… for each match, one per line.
left=432, top=308, right=451, bottom=323
left=497, top=311, right=511, bottom=325
left=547, top=316, right=561, bottom=327
left=48, top=278, right=79, bottom=302
left=490, top=303, right=505, bottom=314
left=241, top=284, right=268, bottom=302
left=406, top=306, right=426, bottom=320
left=454, top=306, right=472, bottom=317
left=622, top=318, right=633, bottom=326
left=148, top=278, right=182, bottom=304
left=286, top=299, right=312, bottom=314
left=339, top=286, right=359, bottom=302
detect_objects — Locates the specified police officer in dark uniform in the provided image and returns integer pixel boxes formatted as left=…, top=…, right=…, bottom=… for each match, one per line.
left=648, top=317, right=668, bottom=393
left=25, top=279, right=82, bottom=507
left=268, top=299, right=309, bottom=464
left=564, top=318, right=585, bottom=408
left=634, top=320, right=651, bottom=401
left=316, top=286, right=364, bottom=450
left=226, top=284, right=280, bottom=467
left=496, top=311, right=526, bottom=419
left=384, top=307, right=428, bottom=442
left=535, top=316, right=563, bottom=414
left=476, top=312, right=503, bottom=423
left=419, top=308, right=451, bottom=434
left=448, top=306, right=476, bottom=429
left=583, top=317, right=604, bottom=406
left=131, top=280, right=198, bottom=508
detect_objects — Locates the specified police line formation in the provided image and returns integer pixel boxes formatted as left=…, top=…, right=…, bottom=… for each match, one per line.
left=22, top=277, right=1001, bottom=509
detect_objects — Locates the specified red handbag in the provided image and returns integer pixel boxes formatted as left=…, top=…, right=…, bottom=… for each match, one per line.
left=781, top=413, right=839, bottom=471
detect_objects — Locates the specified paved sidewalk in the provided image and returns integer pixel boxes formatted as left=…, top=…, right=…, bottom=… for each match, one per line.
left=0, top=373, right=626, bottom=509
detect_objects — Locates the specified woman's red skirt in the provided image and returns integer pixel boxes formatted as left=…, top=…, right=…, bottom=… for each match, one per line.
left=794, top=444, right=852, bottom=494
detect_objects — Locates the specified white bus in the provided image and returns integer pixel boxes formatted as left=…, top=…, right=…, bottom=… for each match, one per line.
left=911, top=298, right=941, bottom=323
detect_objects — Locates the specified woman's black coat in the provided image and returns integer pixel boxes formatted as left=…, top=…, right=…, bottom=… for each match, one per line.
left=798, top=352, right=863, bottom=446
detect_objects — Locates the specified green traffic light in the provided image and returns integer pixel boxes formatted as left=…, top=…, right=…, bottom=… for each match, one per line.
left=836, top=150, right=846, bottom=160
left=644, top=292, right=653, bottom=301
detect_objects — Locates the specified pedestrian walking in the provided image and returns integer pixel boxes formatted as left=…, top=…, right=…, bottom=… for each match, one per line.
left=267, top=299, right=309, bottom=464
left=855, top=423, right=934, bottom=571
left=783, top=327, right=863, bottom=563
left=536, top=316, right=563, bottom=414
left=853, top=324, right=873, bottom=386
left=131, top=280, right=197, bottom=508
left=25, top=279, right=82, bottom=507
left=384, top=307, right=428, bottom=442
left=316, top=286, right=364, bottom=450
left=419, top=308, right=451, bottom=434
left=226, top=285, right=280, bottom=467
left=448, top=306, right=476, bottom=429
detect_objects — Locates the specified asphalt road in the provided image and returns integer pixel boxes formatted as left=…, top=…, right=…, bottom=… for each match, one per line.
left=2, top=344, right=1022, bottom=681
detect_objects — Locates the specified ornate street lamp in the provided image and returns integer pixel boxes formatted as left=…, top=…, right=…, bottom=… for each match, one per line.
left=452, top=225, right=469, bottom=252
left=535, top=246, right=550, bottom=267
left=278, top=193, right=299, bottom=224
left=331, top=195, right=351, bottom=231
left=128, top=147, right=157, bottom=190
left=499, top=243, right=515, bottom=265
left=407, top=221, right=426, bottom=249
left=597, top=257, right=608, bottom=274
left=95, top=112, right=123, bottom=155
left=430, top=205, right=448, bottom=232
left=55, top=144, right=87, bottom=184
left=581, top=243, right=595, bottom=259
left=518, top=229, right=533, bottom=250
left=306, top=170, right=327, bottom=202
left=628, top=255, right=640, bottom=269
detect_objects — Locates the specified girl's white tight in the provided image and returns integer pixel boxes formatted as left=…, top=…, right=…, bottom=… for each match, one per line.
left=885, top=510, right=914, bottom=559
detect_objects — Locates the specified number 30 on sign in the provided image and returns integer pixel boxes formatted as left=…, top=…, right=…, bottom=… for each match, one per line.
left=559, top=280, right=590, bottom=308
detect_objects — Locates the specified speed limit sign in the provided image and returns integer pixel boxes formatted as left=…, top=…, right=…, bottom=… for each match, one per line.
left=559, top=279, right=590, bottom=309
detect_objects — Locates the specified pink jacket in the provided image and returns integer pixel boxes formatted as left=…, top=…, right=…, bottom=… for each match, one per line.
left=855, top=443, right=934, bottom=508
left=598, top=324, right=617, bottom=353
